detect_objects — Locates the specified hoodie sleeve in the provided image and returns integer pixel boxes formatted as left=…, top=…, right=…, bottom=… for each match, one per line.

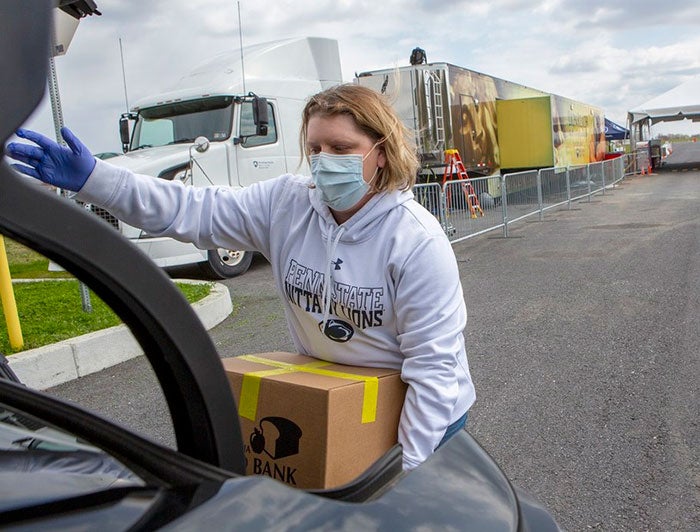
left=77, top=158, right=282, bottom=255
left=393, top=232, right=467, bottom=470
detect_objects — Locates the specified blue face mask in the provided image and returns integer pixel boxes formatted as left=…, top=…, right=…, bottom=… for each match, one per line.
left=310, top=151, right=377, bottom=211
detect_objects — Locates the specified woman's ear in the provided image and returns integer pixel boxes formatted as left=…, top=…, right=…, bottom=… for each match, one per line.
left=377, top=145, right=387, bottom=169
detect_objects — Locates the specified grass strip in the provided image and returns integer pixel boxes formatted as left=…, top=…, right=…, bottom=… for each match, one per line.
left=0, top=280, right=211, bottom=354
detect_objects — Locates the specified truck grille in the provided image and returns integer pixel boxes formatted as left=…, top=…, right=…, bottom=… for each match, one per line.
left=89, top=205, right=120, bottom=231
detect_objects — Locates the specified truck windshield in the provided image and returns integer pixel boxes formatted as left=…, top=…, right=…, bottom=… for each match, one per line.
left=131, top=96, right=234, bottom=150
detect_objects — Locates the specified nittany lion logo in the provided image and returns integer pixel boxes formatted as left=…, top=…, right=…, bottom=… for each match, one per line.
left=319, top=318, right=354, bottom=342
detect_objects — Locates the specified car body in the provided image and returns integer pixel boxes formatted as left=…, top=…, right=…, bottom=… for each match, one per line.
left=0, top=2, right=560, bottom=530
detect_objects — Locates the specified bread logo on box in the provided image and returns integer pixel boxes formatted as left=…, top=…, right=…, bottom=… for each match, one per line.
left=246, top=416, right=302, bottom=485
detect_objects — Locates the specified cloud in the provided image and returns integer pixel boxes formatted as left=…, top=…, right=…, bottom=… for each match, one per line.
left=18, top=0, right=700, bottom=153
left=556, top=0, right=700, bottom=30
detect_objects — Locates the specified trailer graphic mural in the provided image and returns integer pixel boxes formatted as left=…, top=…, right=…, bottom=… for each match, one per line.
left=356, top=63, right=606, bottom=179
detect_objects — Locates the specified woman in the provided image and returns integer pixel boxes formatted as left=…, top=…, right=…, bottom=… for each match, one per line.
left=7, top=84, right=475, bottom=470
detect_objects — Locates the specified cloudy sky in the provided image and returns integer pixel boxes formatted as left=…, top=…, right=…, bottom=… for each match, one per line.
left=22, top=0, right=700, bottom=153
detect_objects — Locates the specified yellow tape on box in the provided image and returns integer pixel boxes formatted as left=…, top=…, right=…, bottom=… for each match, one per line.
left=237, top=354, right=379, bottom=424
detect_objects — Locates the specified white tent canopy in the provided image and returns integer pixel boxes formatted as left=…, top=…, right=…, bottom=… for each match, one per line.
left=628, top=75, right=700, bottom=125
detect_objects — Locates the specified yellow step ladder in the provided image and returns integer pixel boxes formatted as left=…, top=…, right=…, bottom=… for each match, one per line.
left=442, top=149, right=484, bottom=219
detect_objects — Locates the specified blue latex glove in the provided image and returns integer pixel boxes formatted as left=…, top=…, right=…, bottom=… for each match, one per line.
left=6, top=127, right=96, bottom=192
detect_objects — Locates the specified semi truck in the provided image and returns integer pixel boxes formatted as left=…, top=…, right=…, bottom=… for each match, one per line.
left=355, top=62, right=606, bottom=188
left=98, top=37, right=342, bottom=278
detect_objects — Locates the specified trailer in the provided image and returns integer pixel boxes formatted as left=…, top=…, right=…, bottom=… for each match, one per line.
left=355, top=63, right=606, bottom=183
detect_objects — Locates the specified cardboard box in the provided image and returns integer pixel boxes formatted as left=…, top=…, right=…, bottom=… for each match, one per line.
left=222, top=352, right=407, bottom=490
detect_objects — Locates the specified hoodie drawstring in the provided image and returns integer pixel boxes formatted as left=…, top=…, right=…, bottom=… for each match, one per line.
left=320, top=226, right=345, bottom=331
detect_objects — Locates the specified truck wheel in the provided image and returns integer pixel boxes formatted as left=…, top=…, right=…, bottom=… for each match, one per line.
left=201, top=248, right=253, bottom=279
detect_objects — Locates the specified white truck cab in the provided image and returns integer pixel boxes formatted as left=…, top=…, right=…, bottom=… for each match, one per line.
left=102, top=37, right=342, bottom=278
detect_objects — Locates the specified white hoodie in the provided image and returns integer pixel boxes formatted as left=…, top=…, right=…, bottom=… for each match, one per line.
left=79, top=159, right=476, bottom=470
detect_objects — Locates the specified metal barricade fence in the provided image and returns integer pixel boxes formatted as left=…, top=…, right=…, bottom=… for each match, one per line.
left=611, top=156, right=625, bottom=185
left=603, top=159, right=615, bottom=192
left=413, top=182, right=447, bottom=232
left=441, top=175, right=504, bottom=243
left=588, top=161, right=604, bottom=192
left=412, top=152, right=646, bottom=243
left=499, top=170, right=541, bottom=237
left=568, top=165, right=591, bottom=203
left=538, top=167, right=570, bottom=208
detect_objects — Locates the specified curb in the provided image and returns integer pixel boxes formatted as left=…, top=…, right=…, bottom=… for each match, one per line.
left=7, top=281, right=232, bottom=390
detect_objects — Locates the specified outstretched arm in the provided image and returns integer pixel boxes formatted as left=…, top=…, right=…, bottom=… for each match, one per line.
left=5, top=127, right=95, bottom=192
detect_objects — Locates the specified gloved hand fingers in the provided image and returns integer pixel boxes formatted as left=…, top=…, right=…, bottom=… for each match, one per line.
left=61, top=126, right=87, bottom=156
left=10, top=163, right=41, bottom=180
left=16, top=128, right=58, bottom=150
left=6, top=142, right=45, bottom=163
left=9, top=127, right=93, bottom=192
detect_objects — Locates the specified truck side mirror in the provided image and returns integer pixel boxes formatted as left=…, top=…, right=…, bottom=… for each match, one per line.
left=119, top=113, right=132, bottom=152
left=193, top=136, right=210, bottom=153
left=252, top=95, right=269, bottom=137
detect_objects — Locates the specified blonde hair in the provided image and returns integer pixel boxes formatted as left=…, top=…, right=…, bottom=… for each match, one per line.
left=299, top=83, right=420, bottom=191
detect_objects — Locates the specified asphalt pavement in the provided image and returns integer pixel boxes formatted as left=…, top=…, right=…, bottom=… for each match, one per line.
left=47, top=158, right=699, bottom=531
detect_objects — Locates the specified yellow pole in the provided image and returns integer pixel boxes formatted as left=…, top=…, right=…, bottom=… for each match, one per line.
left=0, top=236, right=23, bottom=350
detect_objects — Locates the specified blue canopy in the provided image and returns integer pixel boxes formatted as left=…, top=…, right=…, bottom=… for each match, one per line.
left=604, top=118, right=629, bottom=140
